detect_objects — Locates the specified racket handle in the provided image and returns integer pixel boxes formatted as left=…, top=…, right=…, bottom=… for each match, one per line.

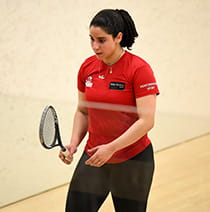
left=61, top=148, right=72, bottom=162
left=62, top=148, right=70, bottom=157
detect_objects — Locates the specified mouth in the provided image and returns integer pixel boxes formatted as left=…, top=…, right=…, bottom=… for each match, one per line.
left=95, top=52, right=103, bottom=57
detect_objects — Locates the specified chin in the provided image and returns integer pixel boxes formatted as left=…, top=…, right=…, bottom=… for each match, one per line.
left=96, top=54, right=104, bottom=60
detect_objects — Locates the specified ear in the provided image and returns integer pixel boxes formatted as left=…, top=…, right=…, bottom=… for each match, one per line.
left=116, top=32, right=123, bottom=43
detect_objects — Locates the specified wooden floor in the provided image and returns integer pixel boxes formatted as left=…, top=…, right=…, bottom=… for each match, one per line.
left=1, top=133, right=210, bottom=212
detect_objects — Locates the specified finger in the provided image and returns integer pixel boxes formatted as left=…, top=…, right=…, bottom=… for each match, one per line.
left=95, top=161, right=103, bottom=167
left=85, top=158, right=95, bottom=166
left=59, top=151, right=73, bottom=165
left=59, top=152, right=69, bottom=161
left=85, top=157, right=103, bottom=167
left=87, top=146, right=98, bottom=153
left=65, top=156, right=73, bottom=162
left=91, top=161, right=104, bottom=167
left=63, top=157, right=73, bottom=165
left=59, top=152, right=65, bottom=160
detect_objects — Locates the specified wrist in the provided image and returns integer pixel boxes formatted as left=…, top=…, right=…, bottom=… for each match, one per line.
left=107, top=141, right=119, bottom=153
left=70, top=139, right=80, bottom=148
left=70, top=143, right=78, bottom=148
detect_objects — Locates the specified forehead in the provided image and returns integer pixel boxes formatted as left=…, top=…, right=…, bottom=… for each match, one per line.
left=89, top=26, right=111, bottom=37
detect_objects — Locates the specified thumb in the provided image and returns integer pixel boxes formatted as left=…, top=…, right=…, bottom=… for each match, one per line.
left=66, top=145, right=77, bottom=155
left=88, top=146, right=99, bottom=153
left=70, top=146, right=77, bottom=155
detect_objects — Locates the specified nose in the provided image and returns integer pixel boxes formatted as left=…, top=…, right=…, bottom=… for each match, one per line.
left=92, top=41, right=100, bottom=51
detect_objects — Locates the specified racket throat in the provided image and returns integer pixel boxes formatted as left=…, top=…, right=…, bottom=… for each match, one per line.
left=56, top=130, right=66, bottom=151
left=61, top=146, right=66, bottom=152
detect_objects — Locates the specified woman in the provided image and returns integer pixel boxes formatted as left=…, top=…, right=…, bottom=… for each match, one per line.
left=59, top=9, right=159, bottom=212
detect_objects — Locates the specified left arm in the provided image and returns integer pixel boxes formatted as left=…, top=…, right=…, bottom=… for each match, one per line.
left=85, top=94, right=157, bottom=167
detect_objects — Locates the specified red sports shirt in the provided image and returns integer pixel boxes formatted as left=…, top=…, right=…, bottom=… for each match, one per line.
left=77, top=51, right=159, bottom=163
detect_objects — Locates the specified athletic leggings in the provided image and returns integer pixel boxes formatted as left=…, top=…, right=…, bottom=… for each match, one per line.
left=66, top=144, right=154, bottom=212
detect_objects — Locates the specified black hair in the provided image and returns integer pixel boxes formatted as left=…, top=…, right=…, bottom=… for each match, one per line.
left=89, top=9, right=138, bottom=50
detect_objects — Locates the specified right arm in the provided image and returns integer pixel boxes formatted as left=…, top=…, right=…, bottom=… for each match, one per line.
left=59, top=91, right=88, bottom=164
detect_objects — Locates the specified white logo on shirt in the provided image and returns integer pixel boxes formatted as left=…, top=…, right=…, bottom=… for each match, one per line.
left=140, top=82, right=156, bottom=90
left=85, top=76, right=93, bottom=87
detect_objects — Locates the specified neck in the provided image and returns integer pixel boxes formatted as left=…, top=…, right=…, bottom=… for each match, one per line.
left=103, top=48, right=124, bottom=66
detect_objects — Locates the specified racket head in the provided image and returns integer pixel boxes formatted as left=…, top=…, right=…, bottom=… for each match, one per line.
left=39, top=105, right=59, bottom=149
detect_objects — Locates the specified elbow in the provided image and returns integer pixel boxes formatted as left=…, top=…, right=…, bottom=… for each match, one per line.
left=140, top=118, right=155, bottom=132
left=143, top=121, right=154, bottom=132
left=77, top=105, right=88, bottom=116
left=148, top=120, right=155, bottom=131
left=148, top=117, right=155, bottom=130
left=149, top=117, right=155, bottom=129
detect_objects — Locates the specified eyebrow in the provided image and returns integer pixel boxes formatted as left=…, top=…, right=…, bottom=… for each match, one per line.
left=89, top=35, right=106, bottom=39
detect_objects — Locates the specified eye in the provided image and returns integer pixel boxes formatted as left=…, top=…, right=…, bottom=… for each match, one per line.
left=99, top=39, right=106, bottom=43
left=90, top=37, right=94, bottom=41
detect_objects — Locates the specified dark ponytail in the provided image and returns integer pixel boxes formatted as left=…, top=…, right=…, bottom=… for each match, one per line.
left=90, top=9, right=139, bottom=50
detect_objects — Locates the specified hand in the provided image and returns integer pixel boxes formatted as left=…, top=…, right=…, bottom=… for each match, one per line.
left=59, top=145, right=77, bottom=165
left=85, top=144, right=115, bottom=167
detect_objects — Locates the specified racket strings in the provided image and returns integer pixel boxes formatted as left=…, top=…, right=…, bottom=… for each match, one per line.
left=42, top=109, right=56, bottom=147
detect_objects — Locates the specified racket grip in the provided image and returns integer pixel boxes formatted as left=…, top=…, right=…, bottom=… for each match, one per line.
left=62, top=148, right=70, bottom=157
left=62, top=148, right=72, bottom=162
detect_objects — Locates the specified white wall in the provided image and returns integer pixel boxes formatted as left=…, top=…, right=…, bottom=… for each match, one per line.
left=0, top=0, right=209, bottom=207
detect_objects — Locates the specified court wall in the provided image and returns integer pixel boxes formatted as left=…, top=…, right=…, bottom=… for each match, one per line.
left=0, top=0, right=209, bottom=207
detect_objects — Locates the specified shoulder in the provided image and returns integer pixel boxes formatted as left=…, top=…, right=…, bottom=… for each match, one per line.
left=78, top=55, right=99, bottom=78
left=124, top=53, right=159, bottom=97
left=123, top=51, right=154, bottom=81
left=125, top=51, right=151, bottom=68
left=80, top=55, right=98, bottom=69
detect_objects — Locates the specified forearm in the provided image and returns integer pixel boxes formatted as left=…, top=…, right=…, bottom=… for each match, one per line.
left=70, top=109, right=88, bottom=147
left=108, top=117, right=154, bottom=152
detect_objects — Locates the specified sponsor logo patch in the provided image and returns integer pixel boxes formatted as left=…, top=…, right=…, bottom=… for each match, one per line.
left=109, top=82, right=125, bottom=90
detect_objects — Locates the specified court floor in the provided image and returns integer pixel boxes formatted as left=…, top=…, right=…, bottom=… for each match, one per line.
left=1, top=133, right=210, bottom=212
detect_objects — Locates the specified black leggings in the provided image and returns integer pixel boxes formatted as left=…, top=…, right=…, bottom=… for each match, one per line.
left=66, top=144, right=154, bottom=212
